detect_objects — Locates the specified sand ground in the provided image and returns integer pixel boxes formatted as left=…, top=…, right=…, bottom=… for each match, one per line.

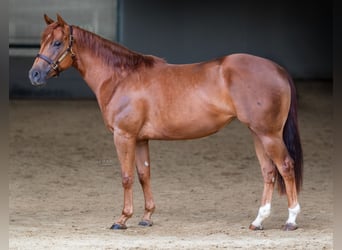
left=9, top=81, right=333, bottom=249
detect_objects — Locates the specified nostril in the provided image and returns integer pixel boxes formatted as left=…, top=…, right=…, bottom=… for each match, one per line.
left=29, top=69, right=40, bottom=83
left=29, top=68, right=47, bottom=86
left=32, top=70, right=40, bottom=80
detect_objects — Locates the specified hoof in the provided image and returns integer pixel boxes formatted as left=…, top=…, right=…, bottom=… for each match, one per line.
left=139, top=220, right=153, bottom=227
left=249, top=224, right=263, bottom=230
left=283, top=223, right=298, bottom=231
left=110, top=223, right=127, bottom=230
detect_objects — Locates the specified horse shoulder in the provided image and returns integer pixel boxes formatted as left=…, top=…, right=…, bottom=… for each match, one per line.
left=103, top=72, right=151, bottom=136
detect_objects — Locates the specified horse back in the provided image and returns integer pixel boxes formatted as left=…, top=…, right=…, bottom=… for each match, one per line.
left=107, top=53, right=291, bottom=140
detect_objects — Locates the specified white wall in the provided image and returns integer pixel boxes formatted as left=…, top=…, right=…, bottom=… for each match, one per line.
left=9, top=0, right=117, bottom=45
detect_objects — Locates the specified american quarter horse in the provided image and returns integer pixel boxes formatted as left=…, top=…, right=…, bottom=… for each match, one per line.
left=29, top=14, right=303, bottom=231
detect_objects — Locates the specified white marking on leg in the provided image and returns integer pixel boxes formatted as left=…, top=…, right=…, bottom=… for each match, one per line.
left=251, top=203, right=271, bottom=229
left=144, top=161, right=149, bottom=167
left=286, top=203, right=300, bottom=225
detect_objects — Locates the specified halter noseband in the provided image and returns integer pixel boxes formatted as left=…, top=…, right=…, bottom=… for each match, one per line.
left=36, top=25, right=75, bottom=76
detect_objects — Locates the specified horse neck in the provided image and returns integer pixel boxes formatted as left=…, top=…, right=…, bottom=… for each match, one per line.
left=71, top=27, right=139, bottom=96
left=70, top=27, right=165, bottom=113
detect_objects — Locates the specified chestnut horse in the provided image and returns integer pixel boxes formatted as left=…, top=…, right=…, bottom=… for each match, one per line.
left=29, top=14, right=303, bottom=231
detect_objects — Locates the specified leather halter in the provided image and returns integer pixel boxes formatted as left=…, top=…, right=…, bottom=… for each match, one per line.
left=36, top=25, right=75, bottom=76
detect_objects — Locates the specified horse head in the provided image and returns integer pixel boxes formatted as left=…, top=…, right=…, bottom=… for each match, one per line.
left=29, top=14, right=75, bottom=86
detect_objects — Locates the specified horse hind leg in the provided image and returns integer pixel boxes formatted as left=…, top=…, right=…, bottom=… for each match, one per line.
left=257, top=134, right=300, bottom=231
left=249, top=133, right=276, bottom=230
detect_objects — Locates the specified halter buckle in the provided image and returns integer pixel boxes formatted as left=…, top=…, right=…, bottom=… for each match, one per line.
left=51, top=62, right=59, bottom=71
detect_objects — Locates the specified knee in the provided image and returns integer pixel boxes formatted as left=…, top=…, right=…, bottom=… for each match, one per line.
left=138, top=172, right=150, bottom=185
left=138, top=172, right=146, bottom=182
left=122, top=175, right=134, bottom=188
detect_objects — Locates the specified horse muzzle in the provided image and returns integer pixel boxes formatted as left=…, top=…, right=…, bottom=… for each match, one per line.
left=29, top=68, right=48, bottom=86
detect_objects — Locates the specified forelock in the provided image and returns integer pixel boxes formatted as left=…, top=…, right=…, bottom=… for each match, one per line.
left=41, top=23, right=64, bottom=44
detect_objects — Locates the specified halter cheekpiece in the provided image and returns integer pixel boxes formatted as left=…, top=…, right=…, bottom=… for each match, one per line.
left=36, top=25, right=75, bottom=76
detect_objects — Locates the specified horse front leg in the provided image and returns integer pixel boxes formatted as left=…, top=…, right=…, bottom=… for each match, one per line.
left=135, top=140, right=155, bottom=227
left=110, top=130, right=136, bottom=230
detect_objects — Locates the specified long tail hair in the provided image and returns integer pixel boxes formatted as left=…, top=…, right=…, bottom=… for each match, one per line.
left=277, top=74, right=303, bottom=195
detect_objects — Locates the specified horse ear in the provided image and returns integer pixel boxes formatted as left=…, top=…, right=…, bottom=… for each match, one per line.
left=56, top=14, right=67, bottom=26
left=44, top=14, right=54, bottom=25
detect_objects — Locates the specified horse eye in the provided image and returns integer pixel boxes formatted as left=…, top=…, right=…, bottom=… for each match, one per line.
left=53, top=41, right=62, bottom=47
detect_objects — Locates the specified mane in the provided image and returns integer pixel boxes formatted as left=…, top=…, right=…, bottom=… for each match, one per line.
left=73, top=26, right=164, bottom=70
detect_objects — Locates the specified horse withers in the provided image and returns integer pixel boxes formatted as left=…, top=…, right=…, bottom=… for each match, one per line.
left=29, top=14, right=303, bottom=231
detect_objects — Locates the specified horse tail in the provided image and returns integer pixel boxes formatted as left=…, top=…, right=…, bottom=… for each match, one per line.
left=276, top=74, right=303, bottom=195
